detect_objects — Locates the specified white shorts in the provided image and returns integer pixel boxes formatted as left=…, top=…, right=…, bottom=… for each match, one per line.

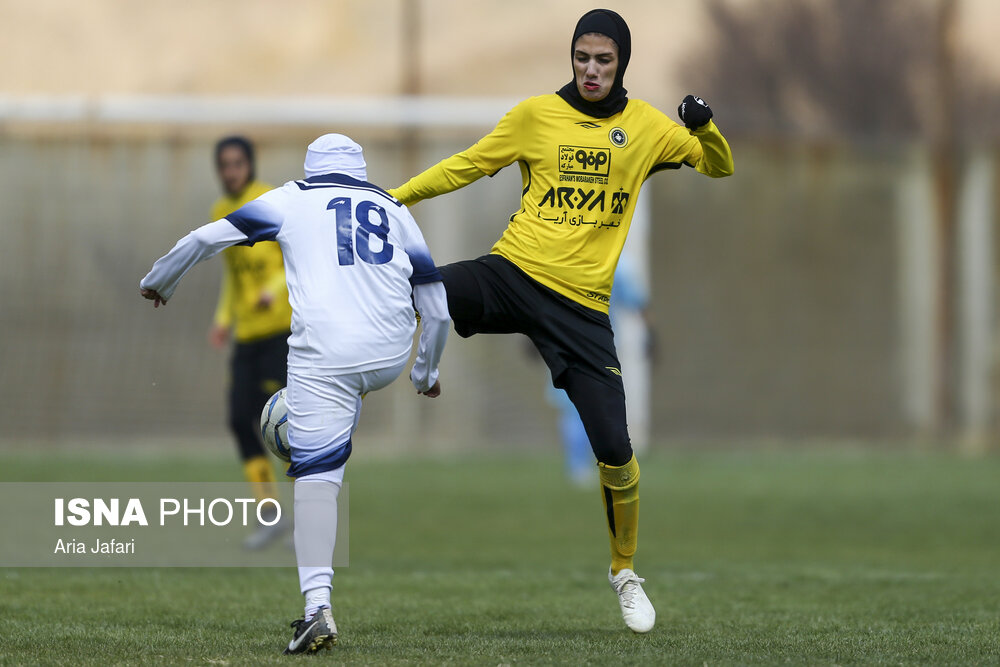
left=284, top=362, right=406, bottom=477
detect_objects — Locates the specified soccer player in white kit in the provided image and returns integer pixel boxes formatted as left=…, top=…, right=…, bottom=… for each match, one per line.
left=140, top=134, right=449, bottom=654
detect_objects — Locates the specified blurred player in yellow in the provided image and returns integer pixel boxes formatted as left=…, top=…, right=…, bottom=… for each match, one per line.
left=209, top=136, right=293, bottom=549
left=389, top=9, right=733, bottom=633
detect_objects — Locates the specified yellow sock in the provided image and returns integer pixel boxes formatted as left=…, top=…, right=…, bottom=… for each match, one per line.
left=599, top=454, right=640, bottom=575
left=243, top=455, right=279, bottom=503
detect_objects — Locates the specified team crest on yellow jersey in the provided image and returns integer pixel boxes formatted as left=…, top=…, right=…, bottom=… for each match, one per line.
left=609, top=127, right=628, bottom=147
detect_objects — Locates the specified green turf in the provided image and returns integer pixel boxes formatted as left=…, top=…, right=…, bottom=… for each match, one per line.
left=1, top=447, right=998, bottom=665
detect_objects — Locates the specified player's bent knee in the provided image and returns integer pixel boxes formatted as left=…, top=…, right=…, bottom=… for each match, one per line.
left=598, top=453, right=639, bottom=490
left=296, top=467, right=345, bottom=487
left=592, top=439, right=633, bottom=468
left=287, top=440, right=353, bottom=479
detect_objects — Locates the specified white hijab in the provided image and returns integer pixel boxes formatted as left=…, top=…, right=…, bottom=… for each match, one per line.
left=303, top=133, right=368, bottom=181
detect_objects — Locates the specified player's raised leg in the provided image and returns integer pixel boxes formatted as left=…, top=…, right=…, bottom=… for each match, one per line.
left=283, top=363, right=405, bottom=653
left=286, top=466, right=343, bottom=654
left=562, top=369, right=655, bottom=633
left=282, top=373, right=354, bottom=653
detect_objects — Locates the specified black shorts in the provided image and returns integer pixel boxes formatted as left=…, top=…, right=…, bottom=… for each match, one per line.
left=229, top=331, right=289, bottom=460
left=438, top=254, right=624, bottom=395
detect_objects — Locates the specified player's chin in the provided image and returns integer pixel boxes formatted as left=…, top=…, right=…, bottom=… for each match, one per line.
left=579, top=87, right=608, bottom=102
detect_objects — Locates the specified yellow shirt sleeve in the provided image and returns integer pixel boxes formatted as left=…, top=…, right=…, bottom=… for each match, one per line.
left=263, top=255, right=288, bottom=300
left=210, top=198, right=229, bottom=223
left=388, top=100, right=529, bottom=206
left=211, top=196, right=234, bottom=328
left=690, top=120, right=734, bottom=178
left=463, top=100, right=526, bottom=173
left=387, top=153, right=486, bottom=206
left=654, top=119, right=734, bottom=178
left=213, top=260, right=234, bottom=328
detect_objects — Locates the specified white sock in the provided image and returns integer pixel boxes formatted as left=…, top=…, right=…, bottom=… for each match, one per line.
left=294, top=471, right=343, bottom=619
left=304, top=586, right=331, bottom=621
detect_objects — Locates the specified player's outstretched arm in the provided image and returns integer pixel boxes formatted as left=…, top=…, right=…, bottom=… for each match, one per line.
left=677, top=95, right=734, bottom=178
left=388, top=153, right=486, bottom=207
left=388, top=101, right=526, bottom=206
left=410, top=281, right=450, bottom=398
left=139, top=219, right=249, bottom=307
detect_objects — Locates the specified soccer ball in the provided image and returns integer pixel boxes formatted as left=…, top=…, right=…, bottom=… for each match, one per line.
left=260, top=388, right=291, bottom=462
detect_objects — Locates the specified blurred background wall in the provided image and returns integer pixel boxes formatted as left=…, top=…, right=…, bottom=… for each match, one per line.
left=1, top=0, right=998, bottom=452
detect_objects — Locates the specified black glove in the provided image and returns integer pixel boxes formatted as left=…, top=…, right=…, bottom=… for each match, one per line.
left=678, top=94, right=713, bottom=130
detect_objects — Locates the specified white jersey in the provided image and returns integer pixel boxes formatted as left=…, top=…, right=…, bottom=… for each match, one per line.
left=141, top=173, right=447, bottom=385
left=228, top=174, right=440, bottom=373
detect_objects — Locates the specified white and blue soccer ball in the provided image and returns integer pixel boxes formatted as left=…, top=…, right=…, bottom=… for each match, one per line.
left=260, top=388, right=291, bottom=462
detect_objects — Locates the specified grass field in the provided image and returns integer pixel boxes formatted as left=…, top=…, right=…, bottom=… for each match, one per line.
left=1, top=447, right=998, bottom=665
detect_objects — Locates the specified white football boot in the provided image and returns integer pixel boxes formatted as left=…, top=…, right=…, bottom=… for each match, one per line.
left=609, top=567, right=656, bottom=633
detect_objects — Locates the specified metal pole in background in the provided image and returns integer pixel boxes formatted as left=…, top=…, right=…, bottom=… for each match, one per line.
left=400, top=0, right=422, bottom=100
left=931, top=0, right=959, bottom=436
left=897, top=149, right=938, bottom=437
left=957, top=151, right=995, bottom=451
left=393, top=0, right=423, bottom=447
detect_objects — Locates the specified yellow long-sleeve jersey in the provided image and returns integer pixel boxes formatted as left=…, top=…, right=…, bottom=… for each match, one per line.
left=211, top=181, right=292, bottom=342
left=388, top=94, right=733, bottom=313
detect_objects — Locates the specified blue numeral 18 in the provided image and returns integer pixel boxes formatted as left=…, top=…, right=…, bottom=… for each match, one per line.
left=326, top=197, right=394, bottom=266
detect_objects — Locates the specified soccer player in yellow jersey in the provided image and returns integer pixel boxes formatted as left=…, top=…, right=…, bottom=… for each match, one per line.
left=209, top=136, right=293, bottom=550
left=388, top=9, right=733, bottom=633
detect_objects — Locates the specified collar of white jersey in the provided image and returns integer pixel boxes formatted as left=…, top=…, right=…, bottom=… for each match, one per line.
left=296, top=172, right=401, bottom=206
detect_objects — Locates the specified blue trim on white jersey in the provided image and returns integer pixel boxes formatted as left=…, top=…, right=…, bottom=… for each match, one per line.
left=225, top=200, right=283, bottom=245
left=286, top=439, right=353, bottom=477
left=295, top=173, right=403, bottom=207
left=407, top=249, right=443, bottom=285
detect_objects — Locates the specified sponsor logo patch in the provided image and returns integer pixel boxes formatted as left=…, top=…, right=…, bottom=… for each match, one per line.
left=611, top=188, right=630, bottom=215
left=559, top=145, right=611, bottom=177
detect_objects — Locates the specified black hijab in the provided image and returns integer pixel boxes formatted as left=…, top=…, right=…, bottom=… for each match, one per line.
left=556, top=8, right=631, bottom=118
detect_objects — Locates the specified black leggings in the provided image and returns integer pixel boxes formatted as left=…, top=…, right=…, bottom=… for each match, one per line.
left=440, top=256, right=633, bottom=467
left=559, top=368, right=633, bottom=467
left=228, top=332, right=289, bottom=461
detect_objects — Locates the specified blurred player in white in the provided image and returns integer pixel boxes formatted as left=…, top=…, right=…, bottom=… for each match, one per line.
left=139, top=134, right=449, bottom=655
